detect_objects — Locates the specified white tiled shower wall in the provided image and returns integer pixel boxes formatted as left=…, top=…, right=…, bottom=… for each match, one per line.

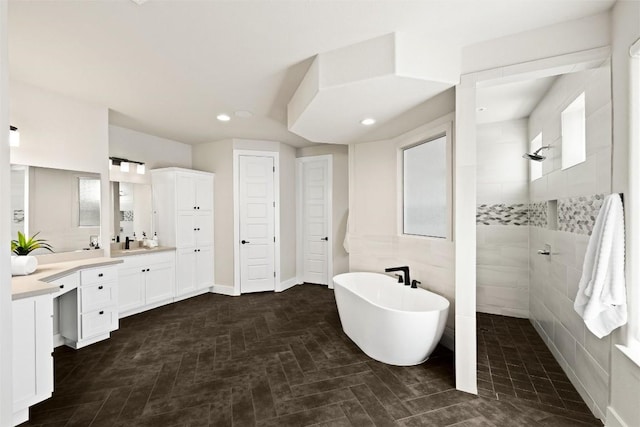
left=476, top=119, right=530, bottom=317
left=528, top=64, right=612, bottom=419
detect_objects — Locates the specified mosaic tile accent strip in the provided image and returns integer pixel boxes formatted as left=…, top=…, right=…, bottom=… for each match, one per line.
left=477, top=203, right=529, bottom=226
left=529, top=202, right=548, bottom=228
left=120, top=210, right=134, bottom=222
left=558, top=194, right=605, bottom=235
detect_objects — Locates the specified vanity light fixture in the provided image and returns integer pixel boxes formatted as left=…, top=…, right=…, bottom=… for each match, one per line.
left=109, top=157, right=146, bottom=174
left=216, top=113, right=231, bottom=122
left=9, top=125, right=20, bottom=147
left=360, top=118, right=376, bottom=126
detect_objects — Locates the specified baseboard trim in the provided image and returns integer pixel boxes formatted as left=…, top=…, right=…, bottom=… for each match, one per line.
left=606, top=407, right=628, bottom=427
left=211, top=284, right=239, bottom=296
left=53, top=333, right=65, bottom=348
left=277, top=277, right=298, bottom=292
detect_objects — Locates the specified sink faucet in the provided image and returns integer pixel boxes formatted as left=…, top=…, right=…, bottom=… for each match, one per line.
left=384, top=266, right=410, bottom=286
left=125, top=236, right=131, bottom=250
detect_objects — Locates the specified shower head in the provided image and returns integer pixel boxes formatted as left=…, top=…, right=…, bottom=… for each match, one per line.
left=523, top=145, right=551, bottom=162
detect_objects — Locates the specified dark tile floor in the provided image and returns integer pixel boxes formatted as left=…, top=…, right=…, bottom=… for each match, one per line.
left=20, top=285, right=602, bottom=426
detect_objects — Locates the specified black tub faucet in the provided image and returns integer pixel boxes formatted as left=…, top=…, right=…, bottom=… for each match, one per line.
left=384, top=266, right=410, bottom=286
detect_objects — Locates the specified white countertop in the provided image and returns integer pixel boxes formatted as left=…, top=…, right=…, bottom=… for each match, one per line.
left=12, top=257, right=123, bottom=301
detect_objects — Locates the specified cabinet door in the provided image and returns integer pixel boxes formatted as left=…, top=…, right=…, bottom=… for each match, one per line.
left=195, top=175, right=214, bottom=212
left=195, top=246, right=214, bottom=290
left=176, top=173, right=196, bottom=212
left=118, top=267, right=145, bottom=314
left=195, top=213, right=213, bottom=247
left=13, top=294, right=54, bottom=417
left=176, top=248, right=197, bottom=296
left=146, top=263, right=175, bottom=304
left=176, top=213, right=196, bottom=248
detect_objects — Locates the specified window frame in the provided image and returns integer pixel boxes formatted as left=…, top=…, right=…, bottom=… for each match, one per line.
left=561, top=92, right=587, bottom=170
left=396, top=120, right=453, bottom=241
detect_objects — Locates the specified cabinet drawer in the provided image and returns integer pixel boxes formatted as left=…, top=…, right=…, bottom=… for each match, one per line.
left=81, top=309, right=115, bottom=340
left=81, top=267, right=117, bottom=285
left=50, top=273, right=79, bottom=297
left=81, top=282, right=116, bottom=313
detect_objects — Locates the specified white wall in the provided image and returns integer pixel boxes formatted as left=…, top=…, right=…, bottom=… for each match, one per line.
left=296, top=144, right=349, bottom=278
left=608, top=2, right=640, bottom=427
left=527, top=64, right=612, bottom=419
left=109, top=124, right=192, bottom=184
left=0, top=2, right=13, bottom=423
left=192, top=138, right=298, bottom=289
left=476, top=119, right=529, bottom=317
left=349, top=108, right=456, bottom=344
left=9, top=80, right=111, bottom=255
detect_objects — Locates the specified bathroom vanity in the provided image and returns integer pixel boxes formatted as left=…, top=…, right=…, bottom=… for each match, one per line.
left=113, top=247, right=176, bottom=317
left=11, top=257, right=123, bottom=426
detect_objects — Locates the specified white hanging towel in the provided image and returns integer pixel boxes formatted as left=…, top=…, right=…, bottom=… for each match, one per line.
left=343, top=211, right=350, bottom=254
left=574, top=193, right=626, bottom=339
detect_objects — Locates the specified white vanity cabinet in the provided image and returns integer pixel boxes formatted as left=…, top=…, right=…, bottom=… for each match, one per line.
left=117, top=250, right=176, bottom=318
left=12, top=293, right=54, bottom=426
left=59, top=265, right=119, bottom=349
left=152, top=168, right=214, bottom=300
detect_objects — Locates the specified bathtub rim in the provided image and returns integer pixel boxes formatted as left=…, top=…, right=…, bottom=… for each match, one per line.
left=333, top=272, right=450, bottom=314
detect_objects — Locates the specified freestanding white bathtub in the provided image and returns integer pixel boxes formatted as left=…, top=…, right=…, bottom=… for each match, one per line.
left=333, top=272, right=449, bottom=366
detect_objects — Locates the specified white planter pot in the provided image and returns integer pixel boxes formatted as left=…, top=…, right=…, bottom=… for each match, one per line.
left=11, top=255, right=38, bottom=276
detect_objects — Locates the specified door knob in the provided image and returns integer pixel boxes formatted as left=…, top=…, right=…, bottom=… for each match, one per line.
left=241, top=240, right=250, bottom=244
left=321, top=237, right=328, bottom=241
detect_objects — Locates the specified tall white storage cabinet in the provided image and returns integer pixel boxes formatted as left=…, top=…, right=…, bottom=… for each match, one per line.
left=151, top=168, right=215, bottom=300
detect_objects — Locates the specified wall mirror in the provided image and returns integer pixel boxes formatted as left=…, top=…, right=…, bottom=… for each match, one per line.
left=10, top=164, right=101, bottom=253
left=110, top=181, right=152, bottom=242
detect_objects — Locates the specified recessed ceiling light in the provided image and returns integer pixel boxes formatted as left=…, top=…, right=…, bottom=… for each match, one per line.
left=360, top=118, right=376, bottom=126
left=216, top=114, right=231, bottom=122
left=130, top=0, right=148, bottom=5
left=234, top=110, right=253, bottom=118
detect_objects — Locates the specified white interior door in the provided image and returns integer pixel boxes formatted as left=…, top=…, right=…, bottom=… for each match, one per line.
left=239, top=155, right=275, bottom=293
left=302, top=158, right=330, bottom=285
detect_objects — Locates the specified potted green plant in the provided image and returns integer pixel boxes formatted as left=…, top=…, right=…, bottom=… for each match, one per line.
left=11, top=231, right=53, bottom=276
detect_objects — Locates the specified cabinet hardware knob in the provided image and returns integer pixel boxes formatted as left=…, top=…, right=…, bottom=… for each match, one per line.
left=59, top=285, right=64, bottom=289
left=98, top=273, right=104, bottom=277
left=197, top=206, right=200, bottom=210
left=99, top=310, right=104, bottom=315
left=147, top=268, right=150, bottom=272
left=321, top=237, right=328, bottom=241
left=194, top=228, right=197, bottom=231
left=142, top=269, right=146, bottom=272
left=194, top=206, right=196, bottom=209
left=98, top=285, right=103, bottom=290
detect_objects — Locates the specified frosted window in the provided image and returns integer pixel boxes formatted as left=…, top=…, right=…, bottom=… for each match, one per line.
left=78, top=177, right=100, bottom=227
left=530, top=133, right=543, bottom=181
left=561, top=93, right=586, bottom=170
left=403, top=135, right=447, bottom=238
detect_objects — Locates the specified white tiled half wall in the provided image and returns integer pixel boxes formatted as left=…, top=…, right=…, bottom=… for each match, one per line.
left=528, top=63, right=612, bottom=420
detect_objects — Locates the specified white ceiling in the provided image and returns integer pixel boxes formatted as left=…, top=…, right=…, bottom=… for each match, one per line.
left=476, top=76, right=558, bottom=124
left=8, top=0, right=615, bottom=147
